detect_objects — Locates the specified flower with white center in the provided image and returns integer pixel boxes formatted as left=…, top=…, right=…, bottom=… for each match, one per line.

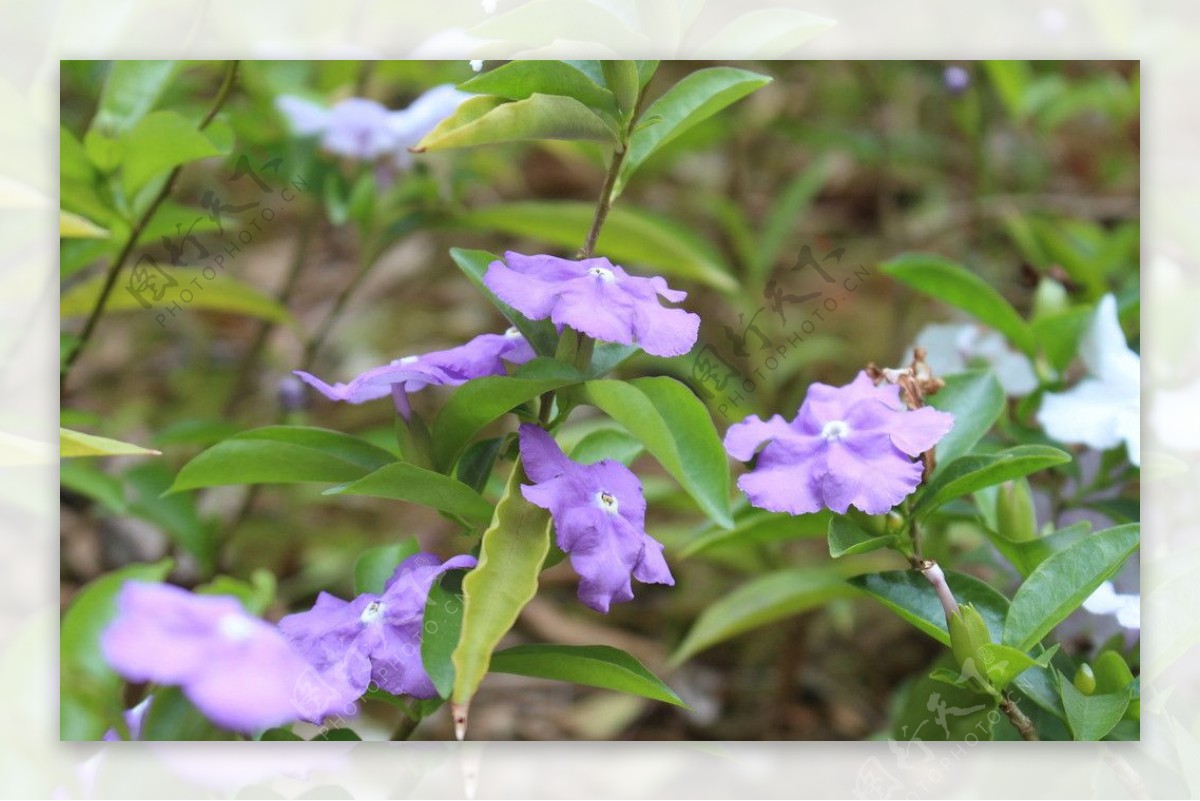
left=1037, top=295, right=1140, bottom=466
left=909, top=323, right=1038, bottom=396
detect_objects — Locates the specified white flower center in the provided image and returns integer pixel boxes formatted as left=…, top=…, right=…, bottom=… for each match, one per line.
left=596, top=491, right=620, bottom=515
left=217, top=614, right=255, bottom=642
left=398, top=355, right=419, bottom=365
left=587, top=266, right=616, bottom=283
left=360, top=600, right=386, bottom=624
left=504, top=326, right=521, bottom=338
left=820, top=420, right=850, bottom=441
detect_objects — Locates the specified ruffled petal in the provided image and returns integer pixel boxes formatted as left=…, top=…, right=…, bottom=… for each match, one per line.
left=885, top=405, right=955, bottom=457
left=820, top=437, right=922, bottom=515
left=1037, top=378, right=1128, bottom=451
left=518, top=424, right=574, bottom=483
left=632, top=533, right=675, bottom=586
left=735, top=442, right=826, bottom=515
left=723, top=413, right=797, bottom=462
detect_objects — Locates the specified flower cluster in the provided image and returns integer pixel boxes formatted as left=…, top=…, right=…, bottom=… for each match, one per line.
left=518, top=424, right=674, bottom=613
left=276, top=84, right=471, bottom=166
left=724, top=371, right=954, bottom=515
left=101, top=552, right=474, bottom=734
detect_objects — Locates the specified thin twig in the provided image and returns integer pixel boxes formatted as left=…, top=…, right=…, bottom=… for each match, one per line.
left=577, top=144, right=627, bottom=260
left=999, top=694, right=1039, bottom=741
left=62, top=60, right=241, bottom=391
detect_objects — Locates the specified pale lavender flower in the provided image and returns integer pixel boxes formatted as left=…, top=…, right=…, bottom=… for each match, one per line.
left=483, top=252, right=701, bottom=358
left=101, top=695, right=153, bottom=741
left=943, top=65, right=970, bottom=94
left=390, top=84, right=473, bottom=167
left=278, top=553, right=477, bottom=711
left=518, top=424, right=674, bottom=613
left=294, top=328, right=534, bottom=418
left=101, top=583, right=316, bottom=733
left=725, top=371, right=954, bottom=515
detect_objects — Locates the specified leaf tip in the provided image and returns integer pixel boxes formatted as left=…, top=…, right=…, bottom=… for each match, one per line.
left=451, top=700, right=469, bottom=741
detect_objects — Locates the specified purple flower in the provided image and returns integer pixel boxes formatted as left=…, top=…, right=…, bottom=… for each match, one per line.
left=483, top=252, right=701, bottom=358
left=517, top=424, right=674, bottom=613
left=278, top=553, right=477, bottom=712
left=294, top=328, right=534, bottom=418
left=943, top=65, right=971, bottom=94
left=276, top=85, right=471, bottom=166
left=101, top=583, right=316, bottom=733
left=102, top=695, right=153, bottom=741
left=724, top=371, right=954, bottom=515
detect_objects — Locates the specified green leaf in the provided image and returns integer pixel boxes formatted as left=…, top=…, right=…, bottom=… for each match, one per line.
left=423, top=572, right=467, bottom=699
left=259, top=727, right=303, bottom=741
left=61, top=427, right=160, bottom=458
left=925, top=371, right=1005, bottom=468
left=895, top=654, right=997, bottom=741
left=90, top=60, right=178, bottom=135
left=491, top=644, right=685, bottom=707
left=121, top=110, right=231, bottom=197
left=60, top=559, right=174, bottom=740
left=169, top=426, right=396, bottom=492
left=459, top=60, right=617, bottom=117
left=601, top=61, right=640, bottom=122
left=125, top=461, right=218, bottom=574
left=1003, top=524, right=1140, bottom=651
left=452, top=465, right=552, bottom=707
left=616, top=67, right=772, bottom=196
left=848, top=569, right=1010, bottom=647
left=1060, top=674, right=1130, bottom=741
left=913, top=445, right=1072, bottom=518
left=672, top=568, right=855, bottom=664
left=986, top=520, right=1092, bottom=577
left=414, top=93, right=618, bottom=152
left=828, top=516, right=894, bottom=558
left=1032, top=305, right=1094, bottom=372
left=680, top=508, right=829, bottom=559
left=60, top=460, right=128, bottom=514
left=448, top=248, right=559, bottom=356
left=459, top=201, right=737, bottom=292
left=584, top=377, right=732, bottom=528
left=60, top=269, right=297, bottom=327
left=882, top=254, right=1036, bottom=355
left=568, top=427, right=644, bottom=467
left=324, top=462, right=495, bottom=528
left=139, top=686, right=230, bottom=741
left=196, top=570, right=276, bottom=615
left=354, top=539, right=421, bottom=595
left=60, top=209, right=110, bottom=239
left=313, top=728, right=362, bottom=741
left=432, top=359, right=582, bottom=472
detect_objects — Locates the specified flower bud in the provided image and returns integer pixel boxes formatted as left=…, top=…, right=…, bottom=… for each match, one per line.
left=1032, top=276, right=1069, bottom=320
left=1073, top=663, right=1096, bottom=695
left=996, top=478, right=1037, bottom=543
left=948, top=603, right=993, bottom=674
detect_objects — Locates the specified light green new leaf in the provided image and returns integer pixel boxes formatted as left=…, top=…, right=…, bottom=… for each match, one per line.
left=60, top=210, right=109, bottom=239
left=491, top=644, right=685, bottom=706
left=61, top=427, right=160, bottom=458
left=882, top=254, right=1036, bottom=355
left=459, top=60, right=617, bottom=117
left=601, top=60, right=640, bottom=122
left=913, top=445, right=1071, bottom=518
left=452, top=465, right=552, bottom=706
left=324, top=462, right=495, bottom=528
left=1004, top=524, right=1140, bottom=651
left=354, top=539, right=421, bottom=596
left=1060, top=674, right=1130, bottom=741
left=615, top=67, right=772, bottom=196
left=414, top=93, right=618, bottom=152
left=459, top=201, right=737, bottom=292
left=61, top=269, right=297, bottom=327
left=169, top=426, right=396, bottom=492
left=925, top=370, right=1005, bottom=469
left=828, top=516, right=895, bottom=558
left=672, top=568, right=854, bottom=664
left=848, top=569, right=1010, bottom=646
left=423, top=573, right=467, bottom=699
left=584, top=377, right=733, bottom=528
left=90, top=60, right=178, bottom=135
left=121, top=110, right=232, bottom=197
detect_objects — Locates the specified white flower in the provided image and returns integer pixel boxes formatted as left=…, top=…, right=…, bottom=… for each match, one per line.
left=1083, top=581, right=1140, bottom=630
left=1037, top=294, right=1140, bottom=466
left=469, top=59, right=485, bottom=72
left=909, top=323, right=1038, bottom=396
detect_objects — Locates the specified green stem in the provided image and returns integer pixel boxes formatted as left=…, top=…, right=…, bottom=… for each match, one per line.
left=62, top=60, right=240, bottom=391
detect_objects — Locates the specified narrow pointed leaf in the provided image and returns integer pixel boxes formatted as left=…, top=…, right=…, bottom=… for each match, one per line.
left=458, top=60, right=617, bottom=116
left=324, top=462, right=494, bottom=527
left=61, top=427, right=160, bottom=458
left=913, top=445, right=1071, bottom=518
left=925, top=370, right=1005, bottom=469
left=848, top=569, right=1011, bottom=646
left=490, top=644, right=685, bottom=706
left=415, top=93, right=618, bottom=152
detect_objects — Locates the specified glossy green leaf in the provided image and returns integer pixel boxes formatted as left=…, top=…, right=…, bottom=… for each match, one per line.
left=925, top=370, right=1005, bottom=469
left=431, top=359, right=583, bottom=472
left=90, top=60, right=178, bottom=135
left=459, top=60, right=617, bottom=116
left=828, top=516, right=894, bottom=558
left=672, top=568, right=854, bottom=664
left=197, top=570, right=276, bottom=615
left=61, top=427, right=160, bottom=458
left=601, top=61, right=640, bottom=122
left=848, top=569, right=1010, bottom=646
left=584, top=377, right=733, bottom=528
left=414, top=93, right=618, bottom=152
left=459, top=201, right=737, bottom=292
left=986, top=520, right=1091, bottom=577
left=680, top=508, right=829, bottom=559
left=169, top=426, right=396, bottom=492
left=313, top=728, right=362, bottom=741
left=882, top=254, right=1036, bottom=355
left=324, top=462, right=494, bottom=527
left=568, top=427, right=644, bottom=466
left=1004, top=524, right=1140, bottom=651
left=896, top=654, right=997, bottom=741
left=354, top=539, right=421, bottom=595
left=616, top=67, right=772, bottom=196
left=452, top=465, right=552, bottom=706
left=60, top=559, right=174, bottom=740
left=121, top=110, right=230, bottom=197
left=448, top=248, right=559, bottom=356
left=60, top=269, right=297, bottom=327
left=139, top=686, right=230, bottom=741
left=423, top=572, right=467, bottom=699
left=914, top=445, right=1071, bottom=518
left=1060, top=674, right=1130, bottom=741
left=491, top=644, right=685, bottom=706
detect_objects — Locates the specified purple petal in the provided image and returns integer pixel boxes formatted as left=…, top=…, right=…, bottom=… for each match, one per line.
left=630, top=299, right=700, bottom=357
left=723, top=413, right=797, bottom=461
left=736, top=443, right=826, bottom=515
left=820, top=436, right=923, bottom=515
left=322, top=98, right=397, bottom=159
left=518, top=424, right=574, bottom=483
left=886, top=405, right=955, bottom=457
left=276, top=95, right=331, bottom=136
left=388, top=84, right=473, bottom=150
left=632, top=535, right=675, bottom=586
